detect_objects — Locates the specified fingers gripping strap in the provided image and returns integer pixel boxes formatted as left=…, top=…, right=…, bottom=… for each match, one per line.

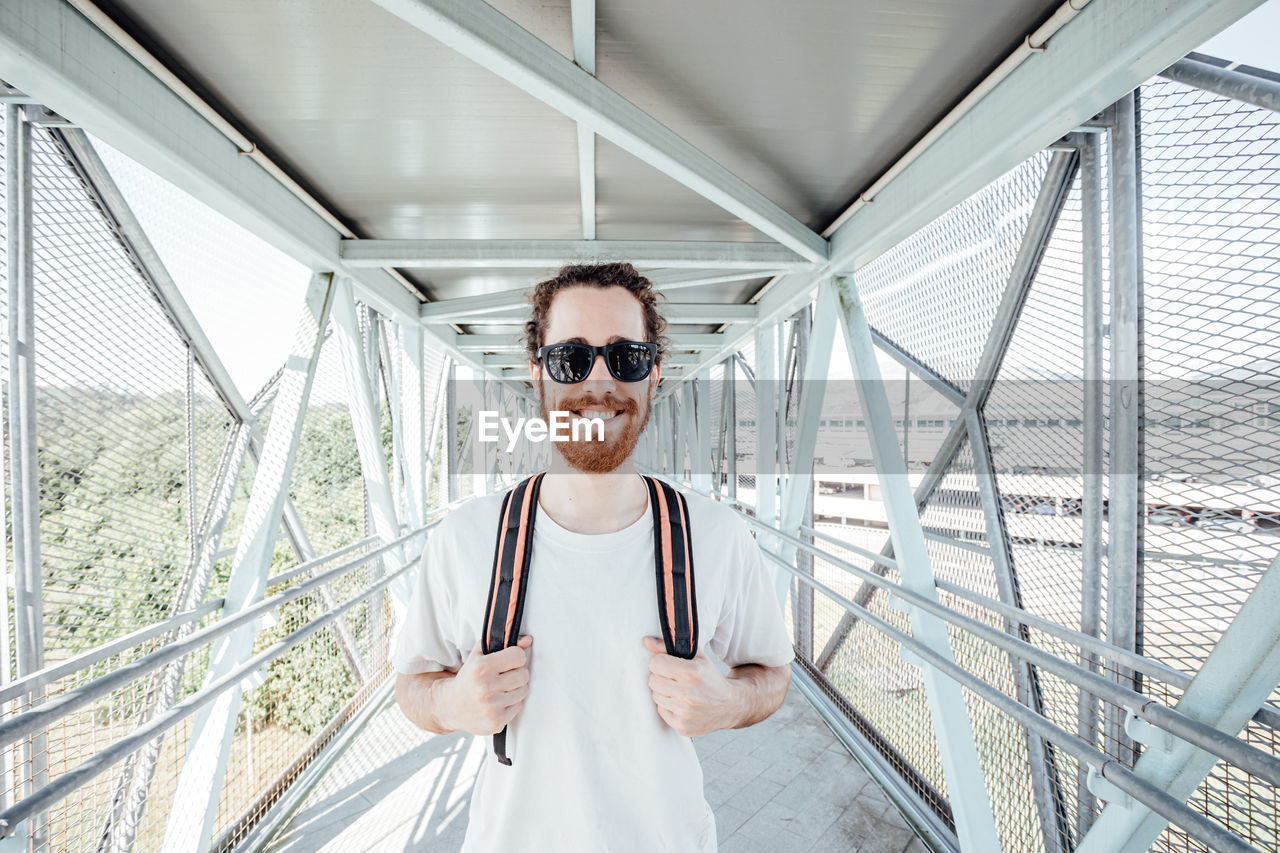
left=644, top=477, right=698, bottom=659
left=483, top=473, right=545, bottom=766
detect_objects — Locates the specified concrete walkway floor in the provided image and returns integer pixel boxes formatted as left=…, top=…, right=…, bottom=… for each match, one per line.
left=263, top=683, right=927, bottom=853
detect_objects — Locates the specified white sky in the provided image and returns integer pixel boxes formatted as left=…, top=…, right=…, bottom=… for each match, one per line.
left=89, top=1, right=1280, bottom=398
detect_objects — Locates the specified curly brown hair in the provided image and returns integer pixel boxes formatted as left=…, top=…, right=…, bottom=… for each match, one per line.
left=523, top=262, right=669, bottom=365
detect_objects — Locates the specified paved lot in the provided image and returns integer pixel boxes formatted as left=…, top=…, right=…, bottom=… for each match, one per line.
left=265, top=683, right=925, bottom=853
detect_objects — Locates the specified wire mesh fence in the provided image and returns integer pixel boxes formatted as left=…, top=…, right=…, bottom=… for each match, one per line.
left=692, top=62, right=1280, bottom=853
left=0, top=110, right=451, bottom=852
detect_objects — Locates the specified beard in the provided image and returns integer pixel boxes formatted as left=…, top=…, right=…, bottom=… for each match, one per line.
left=537, top=382, right=651, bottom=473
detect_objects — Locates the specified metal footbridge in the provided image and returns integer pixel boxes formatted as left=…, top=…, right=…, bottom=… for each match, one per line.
left=0, top=0, right=1277, bottom=850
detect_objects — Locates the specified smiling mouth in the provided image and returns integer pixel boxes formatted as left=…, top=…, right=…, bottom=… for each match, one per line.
left=571, top=409, right=625, bottom=421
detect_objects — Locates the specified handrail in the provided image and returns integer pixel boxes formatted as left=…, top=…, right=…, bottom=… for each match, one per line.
left=801, top=523, right=1280, bottom=731
left=265, top=536, right=379, bottom=588
left=0, top=543, right=424, bottom=839
left=0, top=599, right=224, bottom=706
left=0, top=524, right=434, bottom=751
left=757, top=548, right=1260, bottom=853
left=647, top=475, right=1280, bottom=782
left=736, top=509, right=1280, bottom=786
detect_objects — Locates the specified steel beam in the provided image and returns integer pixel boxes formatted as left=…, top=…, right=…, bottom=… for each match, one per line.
left=571, top=0, right=596, bottom=239
left=693, top=368, right=713, bottom=495
left=777, top=284, right=835, bottom=545
left=1077, top=552, right=1280, bottom=853
left=685, top=0, right=1264, bottom=375
left=5, top=102, right=48, bottom=853
left=456, top=332, right=731, bottom=353
left=332, top=278, right=412, bottom=615
left=398, top=324, right=427, bottom=529
left=430, top=302, right=756, bottom=325
left=345, top=239, right=810, bottom=271
left=1107, top=91, right=1142, bottom=768
left=1078, top=126, right=1106, bottom=835
left=812, top=151, right=1078, bottom=669
left=367, top=0, right=828, bottom=262
left=725, top=358, right=737, bottom=501
left=967, top=409, right=1071, bottom=853
left=1160, top=56, right=1280, bottom=114
left=445, top=362, right=458, bottom=504
left=830, top=275, right=1001, bottom=851
left=754, top=321, right=779, bottom=550
left=649, top=269, right=791, bottom=293
left=0, top=0, right=520, bottom=388
left=162, top=273, right=335, bottom=852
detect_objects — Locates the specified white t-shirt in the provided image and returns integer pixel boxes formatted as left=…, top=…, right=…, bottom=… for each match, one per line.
left=391, top=482, right=795, bottom=853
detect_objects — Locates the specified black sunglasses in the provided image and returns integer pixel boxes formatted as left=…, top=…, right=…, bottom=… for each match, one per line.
left=536, top=341, right=658, bottom=384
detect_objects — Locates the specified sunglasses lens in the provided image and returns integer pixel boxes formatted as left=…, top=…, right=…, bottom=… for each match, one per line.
left=545, top=343, right=594, bottom=383
left=607, top=343, right=654, bottom=382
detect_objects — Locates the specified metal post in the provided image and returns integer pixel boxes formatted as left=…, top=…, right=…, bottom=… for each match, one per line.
left=669, top=394, right=681, bottom=478
left=725, top=357, right=737, bottom=500
left=446, top=362, right=458, bottom=504
left=754, top=322, right=778, bottom=535
left=1078, top=125, right=1105, bottom=833
left=830, top=275, right=1001, bottom=852
left=967, top=410, right=1071, bottom=853
left=471, top=372, right=489, bottom=495
left=424, top=356, right=449, bottom=509
left=694, top=368, right=713, bottom=495
left=5, top=102, right=47, bottom=853
left=1077, top=552, right=1280, bottom=853
left=161, top=273, right=335, bottom=853
left=777, top=286, right=834, bottom=637
left=398, top=324, right=427, bottom=529
left=1107, top=91, right=1142, bottom=768
left=332, top=278, right=410, bottom=609
left=678, top=381, right=696, bottom=488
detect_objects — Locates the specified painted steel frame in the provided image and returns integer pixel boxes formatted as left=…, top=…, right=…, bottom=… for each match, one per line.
left=813, top=150, right=1079, bottom=677
left=55, top=121, right=362, bottom=596
left=0, top=528, right=431, bottom=843
left=828, top=274, right=1002, bottom=850
left=426, top=301, right=757, bottom=325
left=1076, top=553, right=1280, bottom=853
left=753, top=540, right=1263, bottom=853
left=367, top=0, right=829, bottom=263
left=966, top=409, right=1071, bottom=853
left=342, top=239, right=813, bottom=270
left=4, top=102, right=48, bottom=853
left=161, top=273, right=335, bottom=852
left=1077, top=125, right=1106, bottom=835
left=680, top=0, right=1265, bottom=379
left=570, top=0, right=596, bottom=240
left=1106, top=91, right=1142, bottom=769
left=1160, top=56, right=1280, bottom=114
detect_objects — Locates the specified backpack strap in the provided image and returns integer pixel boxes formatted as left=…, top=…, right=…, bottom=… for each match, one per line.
left=643, top=475, right=699, bottom=660
left=482, top=471, right=545, bottom=766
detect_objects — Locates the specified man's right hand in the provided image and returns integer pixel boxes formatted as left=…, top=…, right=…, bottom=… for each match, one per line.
left=437, top=635, right=533, bottom=736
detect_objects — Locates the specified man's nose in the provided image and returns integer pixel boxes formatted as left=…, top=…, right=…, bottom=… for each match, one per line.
left=584, top=350, right=617, bottom=386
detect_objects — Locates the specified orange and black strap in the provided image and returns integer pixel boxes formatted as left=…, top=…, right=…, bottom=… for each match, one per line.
left=643, top=475, right=699, bottom=660
left=482, top=472, right=545, bottom=766
left=483, top=472, right=697, bottom=767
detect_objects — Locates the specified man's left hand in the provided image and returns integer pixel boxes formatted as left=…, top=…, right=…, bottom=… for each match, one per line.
left=642, top=636, right=740, bottom=737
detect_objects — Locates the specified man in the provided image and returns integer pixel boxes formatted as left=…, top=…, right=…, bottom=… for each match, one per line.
left=392, top=262, right=793, bottom=852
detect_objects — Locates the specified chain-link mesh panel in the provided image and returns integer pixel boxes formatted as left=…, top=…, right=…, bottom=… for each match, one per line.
left=210, top=538, right=394, bottom=851
left=0, top=118, right=244, bottom=848
left=857, top=152, right=1051, bottom=392
left=21, top=126, right=235, bottom=662
left=1137, top=75, right=1280, bottom=853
